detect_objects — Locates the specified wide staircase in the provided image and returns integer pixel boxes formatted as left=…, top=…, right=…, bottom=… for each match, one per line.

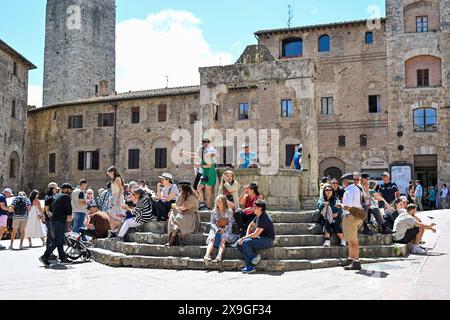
left=89, top=210, right=409, bottom=272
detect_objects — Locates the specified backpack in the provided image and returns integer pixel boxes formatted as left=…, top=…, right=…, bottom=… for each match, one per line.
left=14, top=196, right=28, bottom=216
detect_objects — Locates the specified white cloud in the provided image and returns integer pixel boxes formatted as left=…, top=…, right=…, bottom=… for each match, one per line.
left=116, top=9, right=234, bottom=92
left=28, top=85, right=42, bottom=108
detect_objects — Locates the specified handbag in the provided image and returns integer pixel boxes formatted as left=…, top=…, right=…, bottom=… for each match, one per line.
left=350, top=188, right=369, bottom=220
left=217, top=217, right=229, bottom=228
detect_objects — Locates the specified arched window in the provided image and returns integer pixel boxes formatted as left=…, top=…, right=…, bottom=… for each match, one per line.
left=324, top=167, right=343, bottom=180
left=405, top=55, right=442, bottom=88
left=365, top=32, right=373, bottom=44
left=281, top=38, right=303, bottom=58
left=413, top=108, right=437, bottom=132
left=318, top=35, right=330, bottom=52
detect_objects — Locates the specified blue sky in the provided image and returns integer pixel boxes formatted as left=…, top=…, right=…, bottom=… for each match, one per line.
left=0, top=0, right=385, bottom=106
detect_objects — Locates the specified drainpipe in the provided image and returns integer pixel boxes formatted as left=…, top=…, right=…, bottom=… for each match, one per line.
left=111, top=102, right=119, bottom=166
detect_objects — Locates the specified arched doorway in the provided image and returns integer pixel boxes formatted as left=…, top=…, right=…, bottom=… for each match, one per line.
left=319, top=157, right=345, bottom=180
left=324, top=167, right=343, bottom=180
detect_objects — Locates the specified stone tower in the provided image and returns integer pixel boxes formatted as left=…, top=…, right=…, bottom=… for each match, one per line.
left=43, top=0, right=116, bottom=107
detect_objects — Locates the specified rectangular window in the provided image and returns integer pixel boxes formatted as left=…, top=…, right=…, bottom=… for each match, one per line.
left=281, top=99, right=293, bottom=117
left=128, top=149, right=140, bottom=169
left=338, top=136, right=346, bottom=147
left=158, top=104, right=167, bottom=122
left=368, top=95, right=382, bottom=113
left=49, top=153, right=56, bottom=173
left=131, top=107, right=140, bottom=124
left=68, top=115, right=83, bottom=129
left=285, top=144, right=297, bottom=167
left=190, top=113, right=197, bottom=124
left=360, top=135, right=368, bottom=147
left=155, top=148, right=167, bottom=169
left=9, top=158, right=16, bottom=178
left=239, top=103, right=249, bottom=120
left=98, top=113, right=114, bottom=127
left=417, top=69, right=430, bottom=87
left=78, top=151, right=100, bottom=171
left=416, top=16, right=428, bottom=33
left=13, top=61, right=18, bottom=76
left=321, top=97, right=333, bottom=115
left=95, top=85, right=99, bottom=95
left=11, top=100, right=16, bottom=118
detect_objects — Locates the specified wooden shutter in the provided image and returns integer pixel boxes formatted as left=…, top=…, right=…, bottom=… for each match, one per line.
left=155, top=148, right=167, bottom=168
left=129, top=149, right=140, bottom=169
left=92, top=151, right=100, bottom=170
left=78, top=152, right=85, bottom=170
left=158, top=105, right=167, bottom=122
left=285, top=145, right=296, bottom=167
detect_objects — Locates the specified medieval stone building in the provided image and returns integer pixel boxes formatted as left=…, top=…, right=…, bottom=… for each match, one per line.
left=23, top=0, right=450, bottom=199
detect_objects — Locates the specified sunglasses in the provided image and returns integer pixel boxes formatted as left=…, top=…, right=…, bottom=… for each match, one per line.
left=325, top=189, right=333, bottom=192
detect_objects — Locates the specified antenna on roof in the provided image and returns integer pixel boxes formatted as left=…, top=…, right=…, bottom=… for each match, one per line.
left=286, top=1, right=294, bottom=28
left=164, top=75, right=169, bottom=88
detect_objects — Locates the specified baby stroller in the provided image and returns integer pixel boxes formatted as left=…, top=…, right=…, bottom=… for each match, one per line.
left=64, top=231, right=93, bottom=262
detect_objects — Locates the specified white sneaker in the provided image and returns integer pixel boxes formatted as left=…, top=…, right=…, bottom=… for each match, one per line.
left=411, top=245, right=426, bottom=254
left=323, top=240, right=331, bottom=247
left=340, top=240, right=347, bottom=247
left=203, top=255, right=212, bottom=262
left=251, top=254, right=261, bottom=265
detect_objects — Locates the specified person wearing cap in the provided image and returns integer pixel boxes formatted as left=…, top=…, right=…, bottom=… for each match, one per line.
left=43, top=183, right=59, bottom=257
left=79, top=204, right=111, bottom=239
left=376, top=172, right=399, bottom=208
left=290, top=144, right=303, bottom=170
left=339, top=173, right=364, bottom=270
left=9, top=191, right=32, bottom=250
left=238, top=144, right=256, bottom=169
left=154, top=173, right=180, bottom=221
left=40, top=183, right=74, bottom=266
left=0, top=188, right=14, bottom=250
left=167, top=180, right=200, bottom=246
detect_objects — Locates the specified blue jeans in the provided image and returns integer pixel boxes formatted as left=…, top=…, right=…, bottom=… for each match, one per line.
left=43, top=221, right=67, bottom=260
left=72, top=212, right=86, bottom=240
left=45, top=220, right=54, bottom=250
left=237, top=237, right=273, bottom=267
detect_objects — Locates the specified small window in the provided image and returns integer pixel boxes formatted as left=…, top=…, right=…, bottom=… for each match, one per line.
left=95, top=85, right=99, bottom=95
left=368, top=95, right=382, bottom=113
left=281, top=99, right=293, bottom=117
left=155, top=148, right=167, bottom=169
left=285, top=145, right=297, bottom=167
left=282, top=38, right=303, bottom=58
left=319, top=35, right=330, bottom=52
left=9, top=158, right=16, bottom=178
left=321, top=97, right=333, bottom=115
left=128, top=149, right=140, bottom=169
left=360, top=135, right=368, bottom=147
left=365, top=32, right=373, bottom=45
left=53, top=111, right=57, bottom=120
left=417, top=69, right=430, bottom=87
left=338, top=136, right=346, bottom=147
left=68, top=115, right=83, bottom=129
left=78, top=151, right=100, bottom=171
left=416, top=16, right=428, bottom=33
left=413, top=108, right=437, bottom=132
left=98, top=113, right=115, bottom=127
left=13, top=61, right=18, bottom=76
left=158, top=104, right=167, bottom=122
left=49, top=153, right=56, bottom=173
left=131, top=107, right=140, bottom=124
left=239, top=103, right=249, bottom=120
left=11, top=100, right=16, bottom=118
left=190, top=113, right=197, bottom=124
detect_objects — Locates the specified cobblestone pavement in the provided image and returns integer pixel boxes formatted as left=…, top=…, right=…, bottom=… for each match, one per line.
left=1, top=210, right=449, bottom=300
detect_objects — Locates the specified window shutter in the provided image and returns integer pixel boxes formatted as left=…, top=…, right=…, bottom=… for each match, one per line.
left=98, top=114, right=103, bottom=127
left=92, top=151, right=100, bottom=170
left=285, top=145, right=296, bottom=167
left=78, top=152, right=85, bottom=170
left=158, top=105, right=167, bottom=122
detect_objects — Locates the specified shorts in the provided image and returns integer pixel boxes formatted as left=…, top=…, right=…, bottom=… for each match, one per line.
left=395, top=227, right=420, bottom=244
left=0, top=215, right=7, bottom=228
left=342, top=214, right=363, bottom=242
left=12, top=218, right=27, bottom=229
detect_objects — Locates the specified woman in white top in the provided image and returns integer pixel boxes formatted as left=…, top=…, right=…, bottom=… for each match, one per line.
left=24, top=190, right=46, bottom=247
left=107, top=166, right=125, bottom=232
left=154, top=173, right=180, bottom=221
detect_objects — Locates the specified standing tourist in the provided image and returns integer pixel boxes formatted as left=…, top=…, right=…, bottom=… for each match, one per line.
left=218, top=170, right=240, bottom=210
left=238, top=144, right=256, bottom=169
left=0, top=188, right=13, bottom=249
left=40, top=183, right=74, bottom=266
left=107, top=166, right=126, bottom=234
left=414, top=180, right=424, bottom=212
left=43, top=183, right=59, bottom=258
left=377, top=172, right=400, bottom=208
left=167, top=181, right=200, bottom=246
left=427, top=186, right=437, bottom=210
left=9, top=191, right=32, bottom=250
left=71, top=179, right=88, bottom=235
left=339, top=174, right=365, bottom=271
left=440, top=184, right=448, bottom=209
left=97, top=182, right=112, bottom=213
left=290, top=144, right=303, bottom=170
left=25, top=190, right=46, bottom=247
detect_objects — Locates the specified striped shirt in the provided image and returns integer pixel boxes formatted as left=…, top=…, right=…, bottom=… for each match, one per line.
left=131, top=196, right=154, bottom=223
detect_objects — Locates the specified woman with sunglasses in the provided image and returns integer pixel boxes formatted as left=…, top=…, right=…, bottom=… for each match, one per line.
left=317, top=184, right=346, bottom=247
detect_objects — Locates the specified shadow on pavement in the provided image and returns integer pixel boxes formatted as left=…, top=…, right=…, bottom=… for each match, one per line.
left=356, top=269, right=389, bottom=278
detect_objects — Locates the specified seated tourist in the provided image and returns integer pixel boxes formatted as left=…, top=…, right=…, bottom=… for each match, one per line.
left=393, top=204, right=436, bottom=254
left=203, top=195, right=238, bottom=262
left=364, top=180, right=394, bottom=235
left=79, top=204, right=111, bottom=239
left=167, top=180, right=200, bottom=246
left=237, top=200, right=275, bottom=274
left=114, top=188, right=154, bottom=241
left=234, top=183, right=263, bottom=237
left=383, top=198, right=406, bottom=231
left=154, top=173, right=180, bottom=221
left=317, top=184, right=346, bottom=247
left=218, top=170, right=240, bottom=210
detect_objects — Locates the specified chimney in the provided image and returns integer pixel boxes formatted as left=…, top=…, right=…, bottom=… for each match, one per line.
left=99, top=80, right=110, bottom=96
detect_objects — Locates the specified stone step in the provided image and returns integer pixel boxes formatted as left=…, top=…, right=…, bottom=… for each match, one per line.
left=95, top=239, right=408, bottom=260
left=200, top=222, right=322, bottom=234
left=89, top=247, right=411, bottom=272
left=127, top=232, right=393, bottom=247
left=199, top=210, right=316, bottom=223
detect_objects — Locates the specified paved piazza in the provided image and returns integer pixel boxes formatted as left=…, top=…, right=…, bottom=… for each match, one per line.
left=0, top=210, right=449, bottom=300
